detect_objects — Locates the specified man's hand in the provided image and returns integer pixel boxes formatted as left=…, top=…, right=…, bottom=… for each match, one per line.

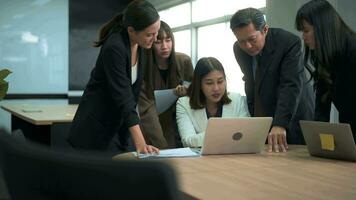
left=267, top=126, right=288, bottom=153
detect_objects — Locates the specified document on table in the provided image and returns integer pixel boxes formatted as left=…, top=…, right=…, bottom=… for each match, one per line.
left=134, top=147, right=201, bottom=159
left=21, top=109, right=42, bottom=113
left=154, top=89, right=178, bottom=114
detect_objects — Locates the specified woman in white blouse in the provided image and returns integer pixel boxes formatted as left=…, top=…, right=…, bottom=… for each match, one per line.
left=176, top=57, right=250, bottom=147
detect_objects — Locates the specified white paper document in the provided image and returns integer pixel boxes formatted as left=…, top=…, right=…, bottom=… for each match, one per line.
left=181, top=81, right=191, bottom=88
left=135, top=147, right=200, bottom=159
left=154, top=89, right=178, bottom=114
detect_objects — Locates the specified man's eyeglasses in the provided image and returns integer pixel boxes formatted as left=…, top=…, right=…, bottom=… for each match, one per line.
left=237, top=31, right=261, bottom=46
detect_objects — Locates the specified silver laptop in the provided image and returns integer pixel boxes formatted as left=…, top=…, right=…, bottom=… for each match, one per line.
left=200, top=117, right=272, bottom=155
left=300, top=120, right=356, bottom=162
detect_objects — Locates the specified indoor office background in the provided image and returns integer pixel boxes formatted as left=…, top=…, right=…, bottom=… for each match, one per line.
left=0, top=0, right=356, bottom=132
left=0, top=0, right=356, bottom=199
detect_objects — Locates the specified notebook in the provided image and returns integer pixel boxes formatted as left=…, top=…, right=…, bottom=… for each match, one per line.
left=299, top=120, right=356, bottom=162
left=200, top=117, right=272, bottom=155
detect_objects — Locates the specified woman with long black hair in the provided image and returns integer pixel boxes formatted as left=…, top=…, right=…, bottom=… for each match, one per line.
left=296, top=0, right=356, bottom=142
left=139, top=21, right=193, bottom=149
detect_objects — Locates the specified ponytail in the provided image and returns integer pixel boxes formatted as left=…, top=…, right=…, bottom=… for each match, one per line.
left=93, top=0, right=159, bottom=47
left=93, top=14, right=123, bottom=47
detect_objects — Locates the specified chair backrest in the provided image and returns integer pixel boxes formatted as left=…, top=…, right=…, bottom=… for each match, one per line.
left=0, top=130, right=182, bottom=200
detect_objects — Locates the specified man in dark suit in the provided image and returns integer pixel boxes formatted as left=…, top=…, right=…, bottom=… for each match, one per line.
left=230, top=8, right=314, bottom=152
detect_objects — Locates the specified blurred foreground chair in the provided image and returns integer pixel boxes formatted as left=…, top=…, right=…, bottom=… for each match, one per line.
left=0, top=129, right=183, bottom=200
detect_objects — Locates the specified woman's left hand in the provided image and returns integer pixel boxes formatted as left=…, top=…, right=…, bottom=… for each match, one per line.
left=136, top=144, right=160, bottom=154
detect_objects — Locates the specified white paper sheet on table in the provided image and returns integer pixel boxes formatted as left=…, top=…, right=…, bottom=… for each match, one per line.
left=134, top=147, right=200, bottom=159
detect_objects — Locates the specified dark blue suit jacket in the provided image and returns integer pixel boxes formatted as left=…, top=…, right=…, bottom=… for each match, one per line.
left=234, top=28, right=315, bottom=144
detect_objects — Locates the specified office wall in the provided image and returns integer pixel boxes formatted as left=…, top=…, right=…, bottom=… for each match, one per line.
left=0, top=0, right=68, bottom=94
left=266, top=0, right=356, bottom=35
left=338, top=0, right=356, bottom=30
left=0, top=0, right=132, bottom=94
left=69, top=0, right=131, bottom=90
left=0, top=0, right=132, bottom=130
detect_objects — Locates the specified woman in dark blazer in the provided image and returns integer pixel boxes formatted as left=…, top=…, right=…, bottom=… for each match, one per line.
left=68, top=0, right=160, bottom=153
left=296, top=0, right=356, bottom=142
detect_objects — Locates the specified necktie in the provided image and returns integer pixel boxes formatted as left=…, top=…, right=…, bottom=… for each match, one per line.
left=252, top=56, right=257, bottom=80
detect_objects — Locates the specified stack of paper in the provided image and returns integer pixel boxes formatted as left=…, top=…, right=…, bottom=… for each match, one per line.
left=135, top=147, right=200, bottom=159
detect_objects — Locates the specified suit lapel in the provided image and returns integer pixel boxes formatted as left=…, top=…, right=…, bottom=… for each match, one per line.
left=239, top=50, right=254, bottom=79
left=222, top=101, right=233, bottom=117
left=192, top=108, right=208, bottom=132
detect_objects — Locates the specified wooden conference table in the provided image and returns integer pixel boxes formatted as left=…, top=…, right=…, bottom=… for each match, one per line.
left=113, top=146, right=356, bottom=200
left=1, top=104, right=77, bottom=145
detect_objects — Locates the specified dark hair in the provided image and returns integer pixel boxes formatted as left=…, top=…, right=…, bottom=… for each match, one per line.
left=230, top=7, right=266, bottom=31
left=157, top=21, right=175, bottom=43
left=295, top=0, right=355, bottom=87
left=188, top=57, right=231, bottom=109
left=94, top=0, right=159, bottom=47
left=152, top=21, right=180, bottom=86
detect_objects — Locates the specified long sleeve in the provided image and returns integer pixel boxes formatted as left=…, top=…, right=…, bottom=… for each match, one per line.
left=138, top=81, right=168, bottom=148
left=176, top=98, right=205, bottom=147
left=273, top=37, right=304, bottom=128
left=237, top=95, right=251, bottom=117
left=314, top=79, right=331, bottom=122
left=227, top=92, right=251, bottom=117
left=101, top=43, right=139, bottom=128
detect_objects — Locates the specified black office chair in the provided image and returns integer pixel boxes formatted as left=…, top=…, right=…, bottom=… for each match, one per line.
left=0, top=130, right=183, bottom=200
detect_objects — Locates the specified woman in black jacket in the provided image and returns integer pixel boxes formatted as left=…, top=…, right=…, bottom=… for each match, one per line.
left=296, top=0, right=356, bottom=142
left=68, top=0, right=160, bottom=153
